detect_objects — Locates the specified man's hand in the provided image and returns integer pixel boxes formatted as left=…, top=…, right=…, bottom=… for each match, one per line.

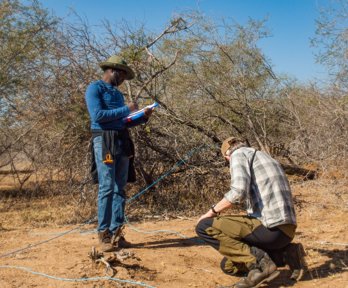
left=144, top=107, right=153, bottom=119
left=128, top=102, right=138, bottom=112
left=196, top=198, right=232, bottom=224
left=197, top=209, right=217, bottom=224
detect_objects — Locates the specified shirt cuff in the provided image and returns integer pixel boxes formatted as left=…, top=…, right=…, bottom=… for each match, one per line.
left=224, top=190, right=242, bottom=203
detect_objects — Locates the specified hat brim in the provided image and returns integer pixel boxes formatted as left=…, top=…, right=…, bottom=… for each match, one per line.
left=99, top=62, right=135, bottom=80
left=221, top=137, right=240, bottom=157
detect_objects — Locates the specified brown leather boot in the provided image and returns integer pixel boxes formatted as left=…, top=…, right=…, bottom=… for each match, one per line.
left=283, top=242, right=307, bottom=281
left=98, top=229, right=114, bottom=252
left=111, top=225, right=132, bottom=249
left=234, top=254, right=279, bottom=288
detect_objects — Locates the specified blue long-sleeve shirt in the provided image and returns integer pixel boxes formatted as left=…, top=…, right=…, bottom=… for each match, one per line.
left=85, top=80, right=130, bottom=130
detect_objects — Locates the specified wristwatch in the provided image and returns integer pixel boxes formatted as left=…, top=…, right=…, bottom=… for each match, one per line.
left=211, top=204, right=219, bottom=215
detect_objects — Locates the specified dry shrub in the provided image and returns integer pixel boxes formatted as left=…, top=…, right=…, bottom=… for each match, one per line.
left=0, top=2, right=346, bottom=220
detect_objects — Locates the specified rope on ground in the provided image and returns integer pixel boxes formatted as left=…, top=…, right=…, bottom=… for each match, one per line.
left=0, top=265, right=155, bottom=288
left=124, top=217, right=204, bottom=244
left=0, top=144, right=210, bottom=259
left=126, top=144, right=209, bottom=205
left=316, top=241, right=348, bottom=247
left=0, top=144, right=211, bottom=287
left=0, top=217, right=96, bottom=259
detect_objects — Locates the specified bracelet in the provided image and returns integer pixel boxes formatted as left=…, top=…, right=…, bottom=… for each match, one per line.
left=211, top=204, right=219, bottom=215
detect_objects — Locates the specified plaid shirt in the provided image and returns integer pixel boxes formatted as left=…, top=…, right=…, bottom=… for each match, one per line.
left=224, top=147, right=297, bottom=228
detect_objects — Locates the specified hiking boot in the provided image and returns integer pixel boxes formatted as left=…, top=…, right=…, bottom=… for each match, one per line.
left=283, top=242, right=307, bottom=281
left=111, top=225, right=132, bottom=249
left=98, top=229, right=114, bottom=252
left=234, top=254, right=279, bottom=288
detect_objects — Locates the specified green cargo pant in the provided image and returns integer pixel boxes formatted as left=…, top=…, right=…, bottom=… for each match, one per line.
left=196, top=215, right=293, bottom=275
left=196, top=215, right=262, bottom=274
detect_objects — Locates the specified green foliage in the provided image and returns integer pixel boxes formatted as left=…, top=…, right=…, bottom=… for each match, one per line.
left=0, top=0, right=58, bottom=122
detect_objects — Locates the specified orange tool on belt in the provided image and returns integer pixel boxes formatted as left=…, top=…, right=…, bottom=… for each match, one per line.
left=103, top=153, right=114, bottom=164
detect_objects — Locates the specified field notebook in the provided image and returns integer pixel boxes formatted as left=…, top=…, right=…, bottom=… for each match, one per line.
left=122, top=102, right=159, bottom=128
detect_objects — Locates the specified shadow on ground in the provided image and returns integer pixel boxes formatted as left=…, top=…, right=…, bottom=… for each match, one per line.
left=259, top=247, right=348, bottom=287
left=130, top=237, right=207, bottom=249
left=302, top=247, right=348, bottom=280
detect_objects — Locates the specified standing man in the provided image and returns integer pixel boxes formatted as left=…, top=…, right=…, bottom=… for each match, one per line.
left=196, top=137, right=305, bottom=288
left=85, top=55, right=151, bottom=252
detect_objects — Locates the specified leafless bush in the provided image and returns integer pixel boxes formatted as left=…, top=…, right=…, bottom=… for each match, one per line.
left=279, top=86, right=347, bottom=172
left=0, top=2, right=346, bottom=216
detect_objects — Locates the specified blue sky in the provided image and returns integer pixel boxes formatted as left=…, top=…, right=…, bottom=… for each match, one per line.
left=41, top=0, right=330, bottom=83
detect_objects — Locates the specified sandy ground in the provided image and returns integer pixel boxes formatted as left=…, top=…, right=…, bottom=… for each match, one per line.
left=0, top=179, right=347, bottom=288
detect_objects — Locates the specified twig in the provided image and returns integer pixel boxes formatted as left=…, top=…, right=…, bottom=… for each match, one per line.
left=135, top=51, right=179, bottom=101
left=144, top=17, right=189, bottom=50
left=96, top=257, right=115, bottom=275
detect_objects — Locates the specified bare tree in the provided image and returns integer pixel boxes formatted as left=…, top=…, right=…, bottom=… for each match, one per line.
left=312, top=0, right=348, bottom=92
left=1, top=2, right=345, bottom=215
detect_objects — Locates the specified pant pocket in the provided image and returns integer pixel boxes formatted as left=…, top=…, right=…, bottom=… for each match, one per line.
left=213, top=216, right=254, bottom=239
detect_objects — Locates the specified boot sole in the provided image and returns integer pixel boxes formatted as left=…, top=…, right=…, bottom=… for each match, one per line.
left=252, top=270, right=280, bottom=288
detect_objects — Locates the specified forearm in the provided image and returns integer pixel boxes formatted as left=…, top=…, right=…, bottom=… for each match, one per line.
left=93, top=106, right=130, bottom=123
left=211, top=198, right=233, bottom=214
left=197, top=198, right=233, bottom=223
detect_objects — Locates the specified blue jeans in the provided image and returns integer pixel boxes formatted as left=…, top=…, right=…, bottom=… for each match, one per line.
left=93, top=136, right=129, bottom=233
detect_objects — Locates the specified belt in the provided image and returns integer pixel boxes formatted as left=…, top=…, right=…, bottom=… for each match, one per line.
left=91, top=129, right=128, bottom=139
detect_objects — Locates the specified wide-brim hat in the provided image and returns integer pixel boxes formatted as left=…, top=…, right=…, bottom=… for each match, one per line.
left=221, top=137, right=244, bottom=157
left=99, top=55, right=135, bottom=80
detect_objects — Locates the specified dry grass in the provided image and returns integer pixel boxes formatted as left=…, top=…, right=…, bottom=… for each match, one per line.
left=1, top=165, right=347, bottom=228
left=0, top=195, right=97, bottom=230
